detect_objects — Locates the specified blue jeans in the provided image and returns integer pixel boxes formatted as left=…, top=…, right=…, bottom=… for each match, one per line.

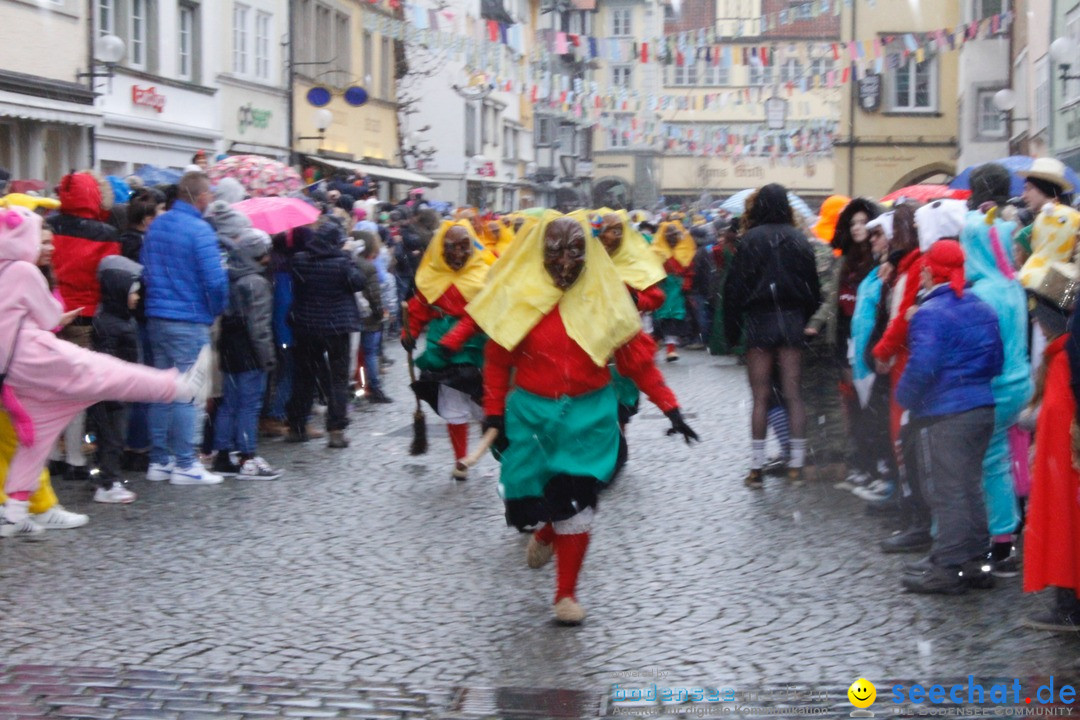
left=214, top=370, right=267, bottom=455
left=267, top=346, right=293, bottom=420
left=147, top=318, right=208, bottom=470
left=361, top=330, right=382, bottom=391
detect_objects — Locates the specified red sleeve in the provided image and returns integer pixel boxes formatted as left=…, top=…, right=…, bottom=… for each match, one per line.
left=634, top=284, right=666, bottom=312
left=663, top=257, right=683, bottom=275
left=872, top=264, right=922, bottom=362
left=441, top=313, right=481, bottom=352
left=483, top=341, right=515, bottom=416
left=402, top=292, right=435, bottom=343
left=614, top=332, right=679, bottom=413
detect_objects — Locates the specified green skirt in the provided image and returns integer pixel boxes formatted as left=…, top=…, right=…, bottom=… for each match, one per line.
left=610, top=366, right=640, bottom=424
left=653, top=274, right=687, bottom=321
left=499, top=385, right=619, bottom=528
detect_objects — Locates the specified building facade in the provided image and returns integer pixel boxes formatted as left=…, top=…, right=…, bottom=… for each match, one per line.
left=956, top=0, right=1013, bottom=170
left=1007, top=0, right=1051, bottom=159
left=404, top=0, right=534, bottom=210
left=0, top=0, right=99, bottom=184
left=219, top=0, right=291, bottom=161
left=292, top=0, right=423, bottom=199
left=590, top=0, right=842, bottom=210
left=93, top=0, right=224, bottom=176
left=834, top=0, right=961, bottom=200
left=1052, top=0, right=1080, bottom=171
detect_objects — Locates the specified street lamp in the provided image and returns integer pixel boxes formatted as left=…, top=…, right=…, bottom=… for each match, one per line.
left=77, top=34, right=125, bottom=81
left=299, top=108, right=333, bottom=145
left=1050, top=36, right=1080, bottom=90
left=992, top=88, right=1030, bottom=120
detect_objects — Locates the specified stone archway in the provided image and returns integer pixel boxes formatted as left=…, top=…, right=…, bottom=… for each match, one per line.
left=592, top=176, right=633, bottom=209
left=889, top=161, right=957, bottom=192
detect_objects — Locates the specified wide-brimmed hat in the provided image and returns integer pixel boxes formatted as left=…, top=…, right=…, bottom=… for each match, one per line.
left=1019, top=157, right=1075, bottom=194
left=1027, top=261, right=1079, bottom=336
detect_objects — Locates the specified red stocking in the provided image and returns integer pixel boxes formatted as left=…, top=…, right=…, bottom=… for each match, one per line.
left=534, top=522, right=555, bottom=546
left=447, top=423, right=469, bottom=460
left=553, top=532, right=590, bottom=602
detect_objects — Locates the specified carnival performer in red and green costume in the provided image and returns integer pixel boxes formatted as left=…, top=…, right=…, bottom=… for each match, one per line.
left=652, top=220, right=697, bottom=362
left=468, top=211, right=698, bottom=625
left=401, top=220, right=489, bottom=480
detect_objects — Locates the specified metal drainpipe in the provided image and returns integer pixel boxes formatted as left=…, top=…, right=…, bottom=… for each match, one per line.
left=846, top=0, right=856, bottom=196
left=287, top=0, right=296, bottom=167
left=87, top=0, right=97, bottom=169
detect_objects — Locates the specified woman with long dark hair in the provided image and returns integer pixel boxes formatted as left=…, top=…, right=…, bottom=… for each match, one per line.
left=724, top=184, right=821, bottom=486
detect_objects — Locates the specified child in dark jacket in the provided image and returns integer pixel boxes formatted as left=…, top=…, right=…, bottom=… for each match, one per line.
left=212, top=228, right=281, bottom=480
left=88, top=255, right=144, bottom=503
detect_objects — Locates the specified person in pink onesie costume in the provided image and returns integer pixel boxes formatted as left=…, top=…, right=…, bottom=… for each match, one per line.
left=0, top=205, right=207, bottom=536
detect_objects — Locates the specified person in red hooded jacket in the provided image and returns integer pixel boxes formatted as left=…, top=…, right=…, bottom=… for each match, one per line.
left=46, top=172, right=120, bottom=482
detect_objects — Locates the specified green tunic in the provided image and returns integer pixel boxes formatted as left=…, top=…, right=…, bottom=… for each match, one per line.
left=499, top=385, right=620, bottom=504
left=653, top=273, right=687, bottom=321
left=415, top=314, right=486, bottom=371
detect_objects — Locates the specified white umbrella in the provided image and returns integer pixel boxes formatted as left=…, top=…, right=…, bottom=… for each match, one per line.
left=719, top=188, right=816, bottom=224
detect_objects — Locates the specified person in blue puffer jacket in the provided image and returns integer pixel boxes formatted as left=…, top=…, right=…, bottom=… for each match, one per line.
left=897, top=240, right=1004, bottom=596
left=140, top=171, right=229, bottom=486
left=959, top=163, right=1033, bottom=575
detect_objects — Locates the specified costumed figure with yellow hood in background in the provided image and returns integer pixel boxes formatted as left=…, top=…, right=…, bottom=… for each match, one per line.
left=401, top=220, right=490, bottom=481
left=653, top=220, right=697, bottom=362
left=468, top=210, right=698, bottom=625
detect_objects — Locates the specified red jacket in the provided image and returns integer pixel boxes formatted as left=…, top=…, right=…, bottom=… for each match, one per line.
left=632, top=283, right=666, bottom=312
left=48, top=173, right=119, bottom=317
left=483, top=307, right=678, bottom=416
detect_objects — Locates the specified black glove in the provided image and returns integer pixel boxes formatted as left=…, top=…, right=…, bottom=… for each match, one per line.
left=665, top=408, right=699, bottom=445
left=482, top=415, right=504, bottom=438
left=401, top=334, right=416, bottom=353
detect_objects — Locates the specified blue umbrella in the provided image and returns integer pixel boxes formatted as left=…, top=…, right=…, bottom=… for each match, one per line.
left=133, top=164, right=183, bottom=186
left=948, top=156, right=1080, bottom=197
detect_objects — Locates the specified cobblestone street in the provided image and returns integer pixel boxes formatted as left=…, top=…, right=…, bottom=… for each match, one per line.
left=3, top=348, right=1080, bottom=718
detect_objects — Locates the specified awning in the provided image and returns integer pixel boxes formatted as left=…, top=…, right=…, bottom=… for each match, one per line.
left=307, top=156, right=438, bottom=187
left=0, top=90, right=101, bottom=128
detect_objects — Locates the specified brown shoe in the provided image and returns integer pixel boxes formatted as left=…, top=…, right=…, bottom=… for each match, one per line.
left=554, top=597, right=586, bottom=625
left=526, top=535, right=554, bottom=569
left=259, top=419, right=287, bottom=438
left=327, top=430, right=349, bottom=449
left=306, top=424, right=325, bottom=439
left=744, top=469, right=764, bottom=489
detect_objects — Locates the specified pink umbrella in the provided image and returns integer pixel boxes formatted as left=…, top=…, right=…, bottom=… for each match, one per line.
left=232, top=196, right=320, bottom=235
left=880, top=184, right=971, bottom=205
left=208, top=154, right=302, bottom=198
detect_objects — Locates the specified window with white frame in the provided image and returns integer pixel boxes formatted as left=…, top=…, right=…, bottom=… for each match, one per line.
left=98, top=0, right=114, bottom=36
left=503, top=125, right=520, bottom=160
left=749, top=62, right=773, bottom=86
left=888, top=53, right=936, bottom=111
left=233, top=4, right=250, bottom=74
left=1066, top=8, right=1080, bottom=104
left=1034, top=55, right=1050, bottom=133
left=129, top=0, right=148, bottom=68
left=333, top=12, right=349, bottom=86
left=611, top=7, right=631, bottom=36
left=178, top=4, right=193, bottom=80
left=671, top=59, right=699, bottom=86
left=780, top=59, right=802, bottom=84
left=608, top=116, right=631, bottom=149
left=255, top=12, right=272, bottom=80
left=810, top=56, right=832, bottom=80
left=701, top=60, right=730, bottom=86
left=973, top=0, right=1005, bottom=20
left=536, top=116, right=555, bottom=145
left=363, top=30, right=373, bottom=84
left=380, top=36, right=392, bottom=99
left=790, top=1, right=812, bottom=19
left=976, top=89, right=1006, bottom=138
left=465, top=104, right=478, bottom=157
left=612, top=65, right=632, bottom=89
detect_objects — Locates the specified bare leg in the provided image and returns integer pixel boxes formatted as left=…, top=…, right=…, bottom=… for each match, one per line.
left=746, top=347, right=776, bottom=440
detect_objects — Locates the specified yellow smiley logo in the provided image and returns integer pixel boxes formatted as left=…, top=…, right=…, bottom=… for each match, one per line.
left=848, top=678, right=876, bottom=709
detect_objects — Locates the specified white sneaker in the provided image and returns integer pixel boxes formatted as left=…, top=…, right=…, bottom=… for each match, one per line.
left=147, top=462, right=174, bottom=481
left=834, top=470, right=870, bottom=490
left=238, top=457, right=282, bottom=480
left=175, top=344, right=213, bottom=404
left=0, top=516, right=45, bottom=539
left=31, top=505, right=89, bottom=529
left=94, top=482, right=137, bottom=504
left=170, top=463, right=224, bottom=485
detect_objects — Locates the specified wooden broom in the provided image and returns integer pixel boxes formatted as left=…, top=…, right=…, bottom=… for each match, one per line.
left=401, top=303, right=428, bottom=455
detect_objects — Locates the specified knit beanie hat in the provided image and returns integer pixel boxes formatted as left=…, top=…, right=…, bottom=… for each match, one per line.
left=915, top=199, right=967, bottom=252
left=925, top=239, right=967, bottom=297
left=204, top=199, right=252, bottom=242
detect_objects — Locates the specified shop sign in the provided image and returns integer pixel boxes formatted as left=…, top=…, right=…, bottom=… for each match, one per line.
left=476, top=161, right=496, bottom=177
left=132, top=85, right=166, bottom=113
left=238, top=103, right=272, bottom=134
left=858, top=74, right=882, bottom=112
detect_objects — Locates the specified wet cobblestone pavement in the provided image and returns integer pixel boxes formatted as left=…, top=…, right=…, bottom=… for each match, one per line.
left=3, top=348, right=1080, bottom=718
